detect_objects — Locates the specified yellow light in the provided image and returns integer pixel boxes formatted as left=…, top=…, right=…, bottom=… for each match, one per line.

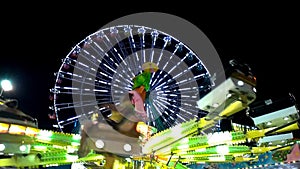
left=25, top=127, right=39, bottom=137
left=9, top=124, right=26, bottom=135
left=0, top=123, right=9, bottom=133
left=136, top=122, right=148, bottom=135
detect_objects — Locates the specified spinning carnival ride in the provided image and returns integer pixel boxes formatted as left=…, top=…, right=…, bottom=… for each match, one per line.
left=1, top=24, right=299, bottom=168
left=48, top=25, right=300, bottom=168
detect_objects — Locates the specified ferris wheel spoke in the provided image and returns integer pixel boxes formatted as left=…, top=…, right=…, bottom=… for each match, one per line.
left=167, top=53, right=189, bottom=75
left=150, top=30, right=158, bottom=63
left=128, top=28, right=143, bottom=73
left=58, top=110, right=94, bottom=127
left=149, top=41, right=180, bottom=87
left=150, top=57, right=187, bottom=90
left=88, top=38, right=123, bottom=73
left=57, top=75, right=96, bottom=89
left=148, top=43, right=169, bottom=86
left=100, top=33, right=131, bottom=75
left=58, top=119, right=78, bottom=128
left=92, top=38, right=137, bottom=81
left=136, top=27, right=146, bottom=63
left=55, top=100, right=99, bottom=110
left=66, top=59, right=100, bottom=80
left=156, top=36, right=172, bottom=67
left=160, top=42, right=181, bottom=70
left=113, top=35, right=136, bottom=78
left=153, top=99, right=177, bottom=121
left=178, top=106, right=199, bottom=117
left=110, top=27, right=131, bottom=66
left=149, top=101, right=163, bottom=119
left=89, top=42, right=112, bottom=63
left=79, top=49, right=101, bottom=68
left=171, top=61, right=202, bottom=80
left=120, top=26, right=141, bottom=75
left=154, top=93, right=198, bottom=119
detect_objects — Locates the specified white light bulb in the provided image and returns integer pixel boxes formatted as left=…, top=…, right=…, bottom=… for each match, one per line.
left=95, top=139, right=104, bottom=149
left=0, top=144, right=5, bottom=151
left=123, top=144, right=131, bottom=152
left=1, top=80, right=13, bottom=91
left=19, top=145, right=27, bottom=152
left=237, top=80, right=244, bottom=86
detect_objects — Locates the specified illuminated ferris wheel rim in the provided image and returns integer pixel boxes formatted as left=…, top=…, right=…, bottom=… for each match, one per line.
left=60, top=24, right=211, bottom=70
left=52, top=24, right=213, bottom=132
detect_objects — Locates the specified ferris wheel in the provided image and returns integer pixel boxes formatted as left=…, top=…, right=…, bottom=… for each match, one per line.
left=49, top=25, right=213, bottom=133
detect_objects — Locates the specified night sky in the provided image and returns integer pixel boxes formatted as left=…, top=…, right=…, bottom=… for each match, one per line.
left=0, top=3, right=299, bottom=131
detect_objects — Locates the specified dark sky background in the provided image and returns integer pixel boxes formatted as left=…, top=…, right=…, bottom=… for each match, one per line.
left=0, top=3, right=299, bottom=131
